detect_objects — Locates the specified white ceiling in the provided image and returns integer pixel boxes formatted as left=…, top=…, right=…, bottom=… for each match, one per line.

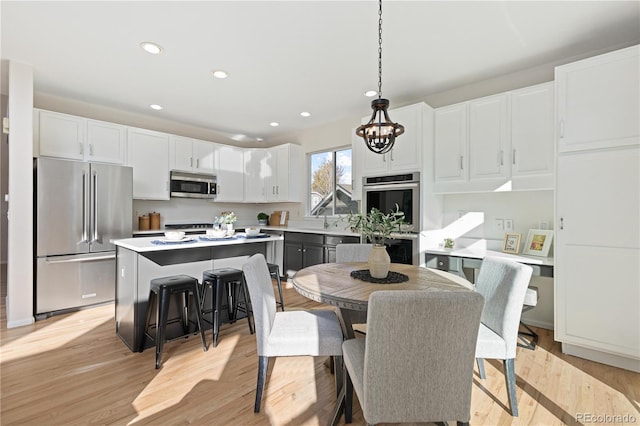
left=2, top=1, right=639, bottom=143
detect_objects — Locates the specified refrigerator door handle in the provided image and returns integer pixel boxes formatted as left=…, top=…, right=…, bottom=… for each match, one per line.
left=81, top=170, right=89, bottom=243
left=90, top=171, right=101, bottom=244
left=44, top=253, right=116, bottom=263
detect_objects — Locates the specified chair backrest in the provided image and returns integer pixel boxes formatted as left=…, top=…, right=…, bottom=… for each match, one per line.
left=242, top=254, right=277, bottom=356
left=362, top=290, right=485, bottom=424
left=335, top=243, right=372, bottom=263
left=474, top=256, right=533, bottom=358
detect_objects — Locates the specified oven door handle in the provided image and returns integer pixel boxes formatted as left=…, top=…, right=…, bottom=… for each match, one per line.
left=363, top=182, right=419, bottom=191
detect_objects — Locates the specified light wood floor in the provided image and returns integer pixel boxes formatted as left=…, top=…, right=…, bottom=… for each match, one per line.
left=1, top=269, right=639, bottom=425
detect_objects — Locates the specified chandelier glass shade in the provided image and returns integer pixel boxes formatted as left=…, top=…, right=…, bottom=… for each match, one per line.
left=356, top=0, right=403, bottom=154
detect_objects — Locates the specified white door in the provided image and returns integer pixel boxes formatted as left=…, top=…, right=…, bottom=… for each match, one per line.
left=434, top=103, right=467, bottom=182
left=244, top=148, right=266, bottom=202
left=86, top=119, right=126, bottom=164
left=387, top=104, right=422, bottom=172
left=468, top=93, right=508, bottom=181
left=216, top=145, right=244, bottom=202
left=38, top=110, right=85, bottom=160
left=171, top=135, right=194, bottom=172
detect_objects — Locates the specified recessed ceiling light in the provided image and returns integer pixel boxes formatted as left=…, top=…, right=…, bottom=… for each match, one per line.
left=211, top=70, right=229, bottom=79
left=300, top=111, right=311, bottom=117
left=364, top=90, right=377, bottom=97
left=256, top=138, right=264, bottom=142
left=140, top=42, right=163, bottom=55
left=270, top=122, right=279, bottom=127
left=149, top=104, right=163, bottom=110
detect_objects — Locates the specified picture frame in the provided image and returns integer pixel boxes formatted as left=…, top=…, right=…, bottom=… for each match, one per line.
left=502, top=233, right=522, bottom=254
left=523, top=229, right=554, bottom=257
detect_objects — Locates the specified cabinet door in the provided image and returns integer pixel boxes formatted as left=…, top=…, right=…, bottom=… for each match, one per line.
left=216, top=145, right=244, bottom=202
left=556, top=45, right=640, bottom=152
left=127, top=127, right=170, bottom=200
left=274, top=145, right=290, bottom=201
left=284, top=242, right=303, bottom=276
left=170, top=135, right=194, bottom=172
left=387, top=103, right=422, bottom=172
left=468, top=94, right=508, bottom=181
left=264, top=148, right=278, bottom=202
left=38, top=110, right=85, bottom=160
left=244, top=148, right=266, bottom=202
left=303, top=244, right=325, bottom=268
left=556, top=147, right=640, bottom=359
left=434, top=103, right=467, bottom=182
left=510, top=83, right=554, bottom=186
left=193, top=140, right=215, bottom=173
left=86, top=119, right=126, bottom=164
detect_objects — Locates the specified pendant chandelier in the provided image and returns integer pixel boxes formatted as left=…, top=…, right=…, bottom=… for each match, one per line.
left=356, top=0, right=404, bottom=155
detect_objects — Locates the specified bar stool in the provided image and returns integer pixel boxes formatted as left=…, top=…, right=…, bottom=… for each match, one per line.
left=200, top=268, right=254, bottom=347
left=145, top=274, right=208, bottom=369
left=267, top=263, right=285, bottom=311
left=518, top=286, right=539, bottom=350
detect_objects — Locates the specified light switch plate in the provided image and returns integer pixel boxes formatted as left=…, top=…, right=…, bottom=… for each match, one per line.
left=504, top=219, right=513, bottom=231
left=495, top=218, right=504, bottom=231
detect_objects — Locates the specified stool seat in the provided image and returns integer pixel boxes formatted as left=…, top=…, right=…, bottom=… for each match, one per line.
left=201, top=268, right=254, bottom=347
left=146, top=275, right=207, bottom=369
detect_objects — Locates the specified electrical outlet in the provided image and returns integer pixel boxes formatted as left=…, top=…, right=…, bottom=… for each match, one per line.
left=504, top=219, right=513, bottom=231
left=495, top=218, right=504, bottom=231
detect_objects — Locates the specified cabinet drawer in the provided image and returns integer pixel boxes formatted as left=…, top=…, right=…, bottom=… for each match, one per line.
left=285, top=232, right=324, bottom=244
left=325, top=235, right=360, bottom=246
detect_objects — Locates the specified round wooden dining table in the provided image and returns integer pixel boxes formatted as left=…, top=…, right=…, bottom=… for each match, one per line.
left=291, top=262, right=475, bottom=338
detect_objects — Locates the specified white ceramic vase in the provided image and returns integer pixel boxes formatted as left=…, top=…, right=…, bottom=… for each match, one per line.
left=368, top=244, right=390, bottom=279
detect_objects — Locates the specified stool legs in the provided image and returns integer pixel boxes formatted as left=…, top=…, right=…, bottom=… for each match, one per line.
left=156, top=287, right=171, bottom=369
left=274, top=271, right=285, bottom=311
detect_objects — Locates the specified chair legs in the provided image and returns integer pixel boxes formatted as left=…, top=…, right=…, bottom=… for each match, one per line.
left=476, top=357, right=518, bottom=417
left=329, top=362, right=353, bottom=426
left=254, top=356, right=269, bottom=413
left=504, top=358, right=519, bottom=417
left=518, top=321, right=539, bottom=350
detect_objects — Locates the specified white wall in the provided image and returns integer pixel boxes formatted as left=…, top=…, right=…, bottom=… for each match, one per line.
left=1, top=94, right=8, bottom=264
left=6, top=61, right=34, bottom=328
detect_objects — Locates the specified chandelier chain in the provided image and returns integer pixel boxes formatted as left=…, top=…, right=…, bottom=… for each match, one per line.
left=378, top=0, right=383, bottom=99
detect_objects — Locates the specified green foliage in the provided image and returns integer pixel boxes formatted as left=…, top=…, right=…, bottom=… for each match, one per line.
left=257, top=212, right=269, bottom=220
left=346, top=205, right=407, bottom=245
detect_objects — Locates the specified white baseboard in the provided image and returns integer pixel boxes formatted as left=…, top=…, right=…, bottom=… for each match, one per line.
left=7, top=317, right=35, bottom=328
left=562, top=343, right=640, bottom=373
left=521, top=318, right=553, bottom=330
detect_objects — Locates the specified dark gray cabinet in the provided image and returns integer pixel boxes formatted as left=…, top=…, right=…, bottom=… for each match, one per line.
left=284, top=232, right=360, bottom=276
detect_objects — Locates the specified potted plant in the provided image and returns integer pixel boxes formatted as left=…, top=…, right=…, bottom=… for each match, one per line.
left=257, top=212, right=269, bottom=226
left=346, top=206, right=407, bottom=278
left=215, top=211, right=237, bottom=232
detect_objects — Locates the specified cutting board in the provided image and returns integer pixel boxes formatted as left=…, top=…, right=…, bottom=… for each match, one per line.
left=269, top=211, right=289, bottom=226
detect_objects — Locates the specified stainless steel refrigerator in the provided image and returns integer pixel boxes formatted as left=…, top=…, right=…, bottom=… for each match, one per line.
left=35, top=157, right=132, bottom=318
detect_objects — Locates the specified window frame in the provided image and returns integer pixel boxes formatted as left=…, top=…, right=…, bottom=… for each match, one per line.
left=307, top=146, right=354, bottom=217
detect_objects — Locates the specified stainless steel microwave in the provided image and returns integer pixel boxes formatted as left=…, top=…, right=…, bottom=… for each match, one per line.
left=170, top=171, right=217, bottom=199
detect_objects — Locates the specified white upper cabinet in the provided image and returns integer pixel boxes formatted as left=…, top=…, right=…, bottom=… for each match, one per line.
left=434, top=103, right=468, bottom=183
left=358, top=102, right=426, bottom=177
left=510, top=82, right=554, bottom=189
left=127, top=127, right=170, bottom=200
left=170, top=135, right=216, bottom=174
left=265, top=143, right=302, bottom=203
left=468, top=93, right=508, bottom=181
left=556, top=45, right=640, bottom=152
left=37, top=109, right=125, bottom=164
left=215, top=145, right=244, bottom=202
left=434, top=83, right=554, bottom=193
left=244, top=148, right=267, bottom=202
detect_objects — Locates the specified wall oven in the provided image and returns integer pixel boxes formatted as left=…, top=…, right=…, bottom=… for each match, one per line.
left=362, top=172, right=420, bottom=265
left=170, top=171, right=217, bottom=199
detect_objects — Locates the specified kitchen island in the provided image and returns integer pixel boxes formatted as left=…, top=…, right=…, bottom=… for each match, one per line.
left=113, top=233, right=283, bottom=352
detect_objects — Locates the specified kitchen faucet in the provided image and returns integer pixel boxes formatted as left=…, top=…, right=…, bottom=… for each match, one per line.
left=315, top=207, right=330, bottom=229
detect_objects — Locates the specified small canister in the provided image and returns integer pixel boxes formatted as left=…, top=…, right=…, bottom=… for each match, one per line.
left=150, top=212, right=161, bottom=230
left=139, top=215, right=150, bottom=231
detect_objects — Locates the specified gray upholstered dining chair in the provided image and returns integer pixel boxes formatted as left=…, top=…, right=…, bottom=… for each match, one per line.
left=242, top=253, right=344, bottom=413
left=473, top=256, right=533, bottom=417
left=331, top=290, right=485, bottom=426
left=335, top=243, right=373, bottom=263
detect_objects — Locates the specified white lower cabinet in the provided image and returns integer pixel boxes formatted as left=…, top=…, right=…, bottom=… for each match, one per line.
left=216, top=145, right=244, bottom=202
left=127, top=127, right=170, bottom=200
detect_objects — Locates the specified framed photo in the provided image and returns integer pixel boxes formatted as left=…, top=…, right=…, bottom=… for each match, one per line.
left=502, top=233, right=522, bottom=254
left=523, top=229, right=554, bottom=257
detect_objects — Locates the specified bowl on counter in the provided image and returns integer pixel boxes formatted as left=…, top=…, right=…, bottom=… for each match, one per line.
left=245, top=227, right=261, bottom=236
left=164, top=231, right=186, bottom=241
left=206, top=228, right=227, bottom=238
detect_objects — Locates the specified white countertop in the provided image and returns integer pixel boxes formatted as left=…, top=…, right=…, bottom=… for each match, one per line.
left=425, top=247, right=554, bottom=266
left=114, top=233, right=283, bottom=253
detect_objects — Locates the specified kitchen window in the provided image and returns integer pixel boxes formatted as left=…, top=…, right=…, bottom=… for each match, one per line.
left=309, top=148, right=357, bottom=216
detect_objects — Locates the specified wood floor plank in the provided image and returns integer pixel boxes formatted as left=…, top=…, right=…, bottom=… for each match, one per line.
left=1, top=275, right=638, bottom=425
